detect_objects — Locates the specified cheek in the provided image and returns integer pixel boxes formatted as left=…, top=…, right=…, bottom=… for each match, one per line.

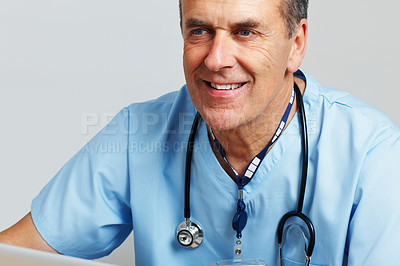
left=183, top=44, right=208, bottom=73
left=238, top=39, right=291, bottom=73
left=253, top=47, right=283, bottom=70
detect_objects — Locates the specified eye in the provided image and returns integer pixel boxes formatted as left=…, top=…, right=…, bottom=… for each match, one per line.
left=191, top=29, right=205, bottom=35
left=239, top=29, right=252, bottom=37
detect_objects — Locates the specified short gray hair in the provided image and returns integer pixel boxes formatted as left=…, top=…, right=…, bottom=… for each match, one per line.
left=280, top=0, right=309, bottom=38
left=179, top=0, right=309, bottom=38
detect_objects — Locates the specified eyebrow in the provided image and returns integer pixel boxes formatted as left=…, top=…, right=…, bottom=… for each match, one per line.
left=234, top=19, right=261, bottom=29
left=184, top=18, right=262, bottom=30
left=185, top=18, right=210, bottom=29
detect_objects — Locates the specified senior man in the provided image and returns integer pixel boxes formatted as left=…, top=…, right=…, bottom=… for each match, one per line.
left=1, top=0, right=400, bottom=265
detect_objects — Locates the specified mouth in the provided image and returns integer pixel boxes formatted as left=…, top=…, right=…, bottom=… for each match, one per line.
left=207, top=81, right=247, bottom=90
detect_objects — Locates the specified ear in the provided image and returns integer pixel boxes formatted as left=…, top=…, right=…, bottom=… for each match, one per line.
left=287, top=19, right=308, bottom=73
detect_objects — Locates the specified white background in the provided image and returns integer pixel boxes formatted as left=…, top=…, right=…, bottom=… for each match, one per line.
left=0, top=1, right=399, bottom=265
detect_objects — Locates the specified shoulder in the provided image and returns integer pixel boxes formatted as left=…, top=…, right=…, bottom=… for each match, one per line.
left=125, top=85, right=194, bottom=114
left=106, top=85, right=196, bottom=141
left=303, top=72, right=399, bottom=150
left=110, top=85, right=196, bottom=128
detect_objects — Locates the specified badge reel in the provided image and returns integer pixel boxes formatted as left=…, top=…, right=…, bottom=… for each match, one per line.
left=208, top=239, right=267, bottom=266
left=209, top=197, right=267, bottom=266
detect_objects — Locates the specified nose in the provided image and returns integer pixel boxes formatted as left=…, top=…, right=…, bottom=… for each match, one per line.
left=204, top=33, right=236, bottom=72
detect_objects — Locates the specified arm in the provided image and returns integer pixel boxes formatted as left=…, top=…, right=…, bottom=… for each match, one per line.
left=346, top=130, right=400, bottom=264
left=1, top=109, right=132, bottom=258
left=0, top=212, right=58, bottom=253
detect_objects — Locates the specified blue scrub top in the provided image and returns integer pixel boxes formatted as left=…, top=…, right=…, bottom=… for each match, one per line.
left=31, top=71, right=400, bottom=265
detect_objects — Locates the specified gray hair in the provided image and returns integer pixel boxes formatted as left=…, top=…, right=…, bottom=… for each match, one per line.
left=179, top=0, right=308, bottom=39
left=280, top=0, right=309, bottom=38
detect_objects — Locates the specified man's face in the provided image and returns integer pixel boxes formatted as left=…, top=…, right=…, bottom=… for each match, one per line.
left=181, top=0, right=298, bottom=131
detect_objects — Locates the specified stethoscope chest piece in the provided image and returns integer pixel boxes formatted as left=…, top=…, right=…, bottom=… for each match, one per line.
left=177, top=219, right=204, bottom=249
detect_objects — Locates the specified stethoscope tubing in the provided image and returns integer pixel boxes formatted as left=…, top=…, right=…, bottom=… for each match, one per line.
left=294, top=83, right=308, bottom=214
left=277, top=82, right=315, bottom=257
left=184, top=112, right=201, bottom=219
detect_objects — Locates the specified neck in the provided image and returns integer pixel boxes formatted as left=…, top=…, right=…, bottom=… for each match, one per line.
left=209, top=76, right=305, bottom=177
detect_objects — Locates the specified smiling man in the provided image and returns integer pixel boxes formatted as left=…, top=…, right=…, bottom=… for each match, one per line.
left=1, top=0, right=400, bottom=265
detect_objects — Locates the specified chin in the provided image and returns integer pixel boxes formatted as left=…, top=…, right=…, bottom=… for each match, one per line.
left=200, top=108, right=246, bottom=132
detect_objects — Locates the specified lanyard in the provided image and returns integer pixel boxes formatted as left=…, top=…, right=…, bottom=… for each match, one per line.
left=208, top=89, right=295, bottom=239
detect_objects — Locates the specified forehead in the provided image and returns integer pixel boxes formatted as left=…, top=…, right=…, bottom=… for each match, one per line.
left=181, top=0, right=282, bottom=25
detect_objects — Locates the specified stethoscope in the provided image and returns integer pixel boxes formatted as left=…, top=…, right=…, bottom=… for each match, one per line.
left=176, top=82, right=315, bottom=264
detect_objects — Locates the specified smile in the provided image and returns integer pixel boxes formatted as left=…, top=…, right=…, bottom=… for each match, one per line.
left=209, top=82, right=246, bottom=90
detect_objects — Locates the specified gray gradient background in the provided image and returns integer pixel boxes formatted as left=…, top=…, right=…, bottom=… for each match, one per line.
left=0, top=1, right=399, bottom=265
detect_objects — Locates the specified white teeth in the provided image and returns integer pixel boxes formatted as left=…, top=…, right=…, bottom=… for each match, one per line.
left=210, top=82, right=243, bottom=90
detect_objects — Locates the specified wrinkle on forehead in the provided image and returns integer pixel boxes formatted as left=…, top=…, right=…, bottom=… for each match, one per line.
left=182, top=0, right=282, bottom=26
left=182, top=0, right=284, bottom=34
left=181, top=0, right=281, bottom=12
